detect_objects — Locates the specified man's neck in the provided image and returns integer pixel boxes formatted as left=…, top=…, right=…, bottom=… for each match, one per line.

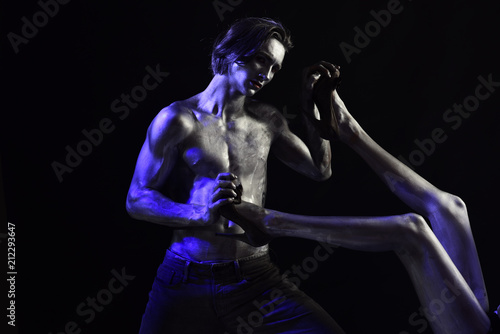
left=198, top=74, right=246, bottom=121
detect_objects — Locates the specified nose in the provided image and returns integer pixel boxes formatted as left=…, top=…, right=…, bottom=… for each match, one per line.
left=258, top=70, right=271, bottom=82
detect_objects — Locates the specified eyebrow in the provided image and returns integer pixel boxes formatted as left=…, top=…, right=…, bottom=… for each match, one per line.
left=257, top=51, right=282, bottom=70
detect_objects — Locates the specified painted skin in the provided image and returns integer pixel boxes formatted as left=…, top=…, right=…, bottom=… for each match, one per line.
left=126, top=36, right=491, bottom=333
left=126, top=38, right=335, bottom=261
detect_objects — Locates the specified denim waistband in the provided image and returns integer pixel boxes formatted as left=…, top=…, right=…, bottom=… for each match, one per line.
left=163, top=249, right=271, bottom=282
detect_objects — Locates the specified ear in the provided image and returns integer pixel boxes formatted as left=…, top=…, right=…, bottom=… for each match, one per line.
left=229, top=61, right=242, bottom=75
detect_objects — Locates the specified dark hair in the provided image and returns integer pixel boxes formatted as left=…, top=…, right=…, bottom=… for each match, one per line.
left=211, top=17, right=293, bottom=75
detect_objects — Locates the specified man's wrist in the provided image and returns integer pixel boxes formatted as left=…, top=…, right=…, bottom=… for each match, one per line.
left=188, top=205, right=208, bottom=227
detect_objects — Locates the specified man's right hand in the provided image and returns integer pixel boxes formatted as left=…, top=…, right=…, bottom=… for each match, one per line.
left=202, top=173, right=240, bottom=226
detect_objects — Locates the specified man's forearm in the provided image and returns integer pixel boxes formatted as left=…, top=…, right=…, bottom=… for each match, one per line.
left=301, top=111, right=332, bottom=179
left=126, top=188, right=206, bottom=227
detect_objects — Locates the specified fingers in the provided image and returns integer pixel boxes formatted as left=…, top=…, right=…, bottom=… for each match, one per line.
left=315, top=61, right=335, bottom=78
left=215, top=172, right=237, bottom=182
left=303, top=61, right=341, bottom=92
left=211, top=172, right=241, bottom=209
left=322, top=62, right=340, bottom=78
left=304, top=61, right=340, bottom=79
left=212, top=187, right=238, bottom=207
left=215, top=173, right=239, bottom=200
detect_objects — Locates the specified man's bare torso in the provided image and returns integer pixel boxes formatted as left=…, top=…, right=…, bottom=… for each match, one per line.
left=166, top=95, right=281, bottom=261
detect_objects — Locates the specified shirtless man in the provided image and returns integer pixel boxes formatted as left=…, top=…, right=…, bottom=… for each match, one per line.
left=126, top=18, right=345, bottom=333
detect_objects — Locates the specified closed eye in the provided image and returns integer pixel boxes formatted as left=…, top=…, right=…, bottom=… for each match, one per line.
left=256, top=55, right=267, bottom=64
left=254, top=52, right=282, bottom=73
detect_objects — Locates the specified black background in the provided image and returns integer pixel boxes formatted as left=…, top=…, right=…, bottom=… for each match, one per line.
left=2, top=0, right=499, bottom=333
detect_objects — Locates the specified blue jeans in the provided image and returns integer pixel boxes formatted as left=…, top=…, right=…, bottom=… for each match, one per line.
left=138, top=249, right=344, bottom=334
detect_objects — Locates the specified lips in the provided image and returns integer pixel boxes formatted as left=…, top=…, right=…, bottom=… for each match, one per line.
left=250, top=80, right=263, bottom=89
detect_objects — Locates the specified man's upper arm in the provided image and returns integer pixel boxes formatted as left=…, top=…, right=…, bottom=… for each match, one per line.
left=129, top=104, right=192, bottom=194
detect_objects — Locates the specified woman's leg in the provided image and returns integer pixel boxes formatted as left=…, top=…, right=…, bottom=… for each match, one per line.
left=222, top=90, right=491, bottom=332
left=229, top=202, right=491, bottom=334
left=332, top=90, right=489, bottom=312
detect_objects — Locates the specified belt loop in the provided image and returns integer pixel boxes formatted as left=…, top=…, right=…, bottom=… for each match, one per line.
left=183, top=260, right=191, bottom=283
left=234, top=260, right=242, bottom=281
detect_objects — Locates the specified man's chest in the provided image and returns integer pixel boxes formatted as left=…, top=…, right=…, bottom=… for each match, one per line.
left=180, top=117, right=273, bottom=176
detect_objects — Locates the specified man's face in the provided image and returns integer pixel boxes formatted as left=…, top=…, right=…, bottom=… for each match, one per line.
left=229, top=38, right=286, bottom=96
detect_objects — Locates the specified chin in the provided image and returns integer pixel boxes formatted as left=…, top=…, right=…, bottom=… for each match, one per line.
left=242, top=87, right=257, bottom=97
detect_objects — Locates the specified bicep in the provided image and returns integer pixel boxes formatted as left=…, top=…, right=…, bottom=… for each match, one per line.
left=130, top=136, right=176, bottom=192
left=129, top=107, right=190, bottom=193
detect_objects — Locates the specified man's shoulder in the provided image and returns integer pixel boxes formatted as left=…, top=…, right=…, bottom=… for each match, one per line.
left=160, top=98, right=194, bottom=115
left=247, top=99, right=283, bottom=119
left=148, top=101, right=196, bottom=142
left=155, top=100, right=196, bottom=126
left=247, top=99, right=287, bottom=128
